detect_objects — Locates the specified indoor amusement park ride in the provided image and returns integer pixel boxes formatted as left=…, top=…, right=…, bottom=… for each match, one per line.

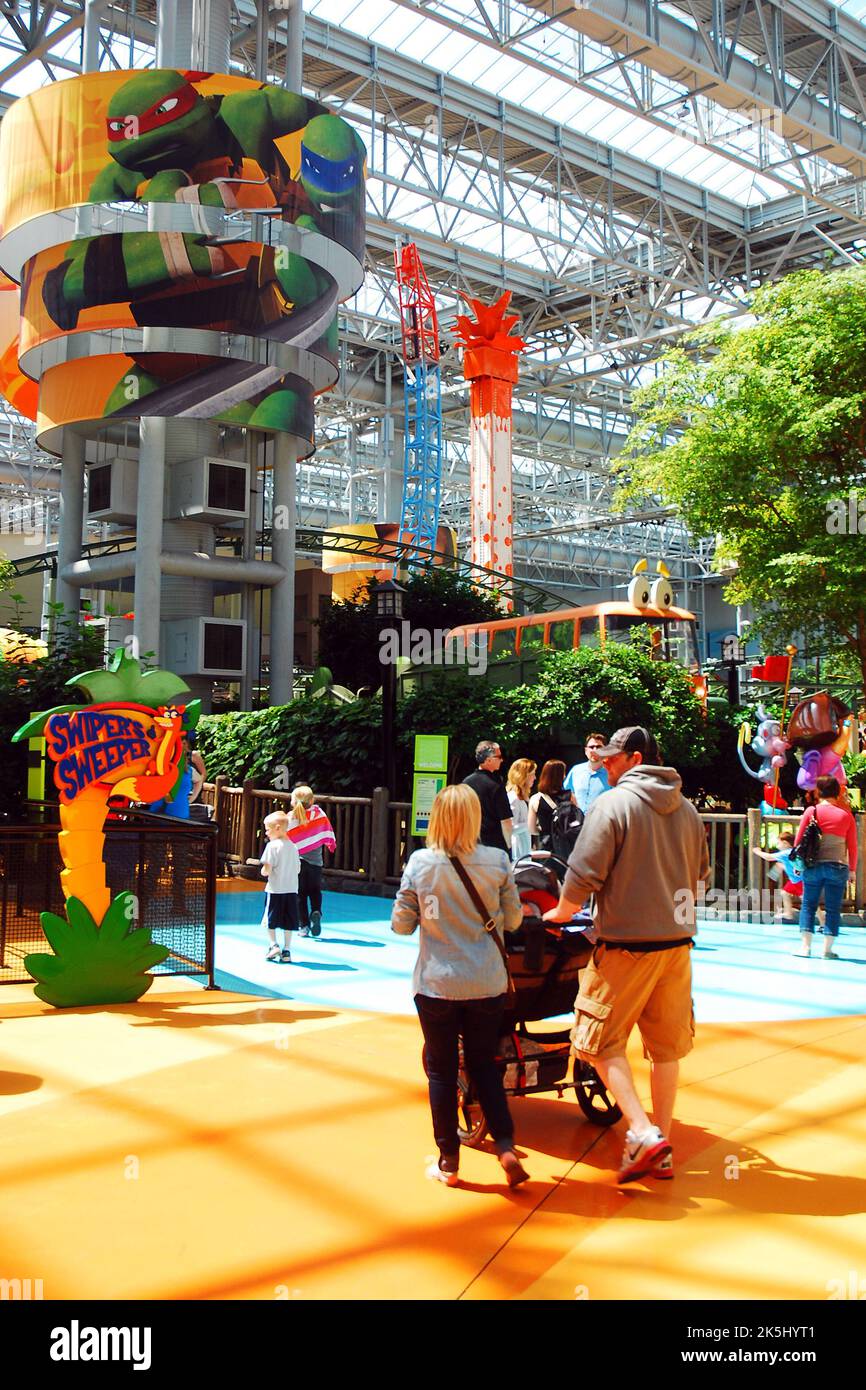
left=0, top=63, right=367, bottom=1006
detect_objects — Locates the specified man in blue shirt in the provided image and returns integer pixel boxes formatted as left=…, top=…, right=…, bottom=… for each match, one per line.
left=564, top=732, right=610, bottom=813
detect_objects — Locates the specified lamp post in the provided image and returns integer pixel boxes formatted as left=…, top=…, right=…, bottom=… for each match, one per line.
left=374, top=578, right=405, bottom=795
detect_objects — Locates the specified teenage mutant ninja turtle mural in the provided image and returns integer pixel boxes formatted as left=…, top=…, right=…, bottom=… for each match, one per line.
left=0, top=68, right=365, bottom=443
left=87, top=69, right=365, bottom=259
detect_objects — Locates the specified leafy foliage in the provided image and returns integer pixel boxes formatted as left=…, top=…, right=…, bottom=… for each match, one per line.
left=200, top=645, right=730, bottom=800
left=198, top=698, right=387, bottom=794
left=0, top=610, right=104, bottom=819
left=26, top=893, right=169, bottom=1007
left=0, top=552, right=15, bottom=596
left=316, top=567, right=504, bottom=691
left=618, top=265, right=866, bottom=695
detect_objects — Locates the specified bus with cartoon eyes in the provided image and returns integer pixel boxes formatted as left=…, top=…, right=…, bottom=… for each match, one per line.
left=445, top=567, right=706, bottom=701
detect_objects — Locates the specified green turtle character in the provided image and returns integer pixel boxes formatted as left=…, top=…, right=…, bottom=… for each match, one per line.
left=89, top=68, right=311, bottom=208
left=41, top=230, right=334, bottom=339
left=297, top=113, right=366, bottom=257
left=101, top=353, right=315, bottom=441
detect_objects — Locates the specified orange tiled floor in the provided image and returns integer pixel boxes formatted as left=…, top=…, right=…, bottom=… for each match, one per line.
left=1, top=979, right=864, bottom=1300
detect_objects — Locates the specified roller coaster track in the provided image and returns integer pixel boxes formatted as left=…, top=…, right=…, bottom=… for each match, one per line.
left=9, top=527, right=573, bottom=614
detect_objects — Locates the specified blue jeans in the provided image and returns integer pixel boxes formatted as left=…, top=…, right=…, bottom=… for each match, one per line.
left=415, top=994, right=514, bottom=1163
left=799, top=863, right=849, bottom=937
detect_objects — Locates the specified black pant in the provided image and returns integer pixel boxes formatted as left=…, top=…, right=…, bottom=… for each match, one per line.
left=415, top=993, right=514, bottom=1162
left=298, top=860, right=323, bottom=927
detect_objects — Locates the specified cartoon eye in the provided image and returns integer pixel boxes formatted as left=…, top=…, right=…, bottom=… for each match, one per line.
left=156, top=98, right=179, bottom=115
left=650, top=577, right=673, bottom=610
left=108, top=120, right=125, bottom=132
left=628, top=575, right=651, bottom=607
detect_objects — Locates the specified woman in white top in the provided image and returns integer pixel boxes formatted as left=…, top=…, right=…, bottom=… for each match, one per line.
left=506, top=758, right=536, bottom=863
left=391, top=783, right=529, bottom=1189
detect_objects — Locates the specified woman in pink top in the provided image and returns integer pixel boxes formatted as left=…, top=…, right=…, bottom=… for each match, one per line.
left=793, top=775, right=857, bottom=959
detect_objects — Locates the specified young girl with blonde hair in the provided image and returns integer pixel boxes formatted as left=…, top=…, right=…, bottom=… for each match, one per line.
left=506, top=758, right=536, bottom=863
left=288, top=785, right=336, bottom=938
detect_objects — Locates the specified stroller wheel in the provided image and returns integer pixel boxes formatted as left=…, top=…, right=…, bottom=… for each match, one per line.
left=457, top=1070, right=488, bottom=1148
left=575, top=1061, right=622, bottom=1127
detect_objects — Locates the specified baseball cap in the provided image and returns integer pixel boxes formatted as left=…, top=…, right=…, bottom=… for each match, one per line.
left=595, top=726, right=660, bottom=763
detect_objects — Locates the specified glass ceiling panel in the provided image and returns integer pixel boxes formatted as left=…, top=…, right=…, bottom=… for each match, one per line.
left=304, top=0, right=782, bottom=204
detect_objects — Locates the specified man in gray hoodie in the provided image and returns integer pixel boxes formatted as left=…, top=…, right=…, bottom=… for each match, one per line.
left=544, top=726, right=709, bottom=1184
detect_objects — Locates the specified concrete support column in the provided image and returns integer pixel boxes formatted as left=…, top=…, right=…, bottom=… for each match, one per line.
left=269, top=434, right=297, bottom=705
left=240, top=431, right=261, bottom=710
left=264, top=0, right=304, bottom=706
left=55, top=432, right=85, bottom=625
left=133, top=417, right=166, bottom=661
left=54, top=0, right=102, bottom=630
left=283, top=0, right=303, bottom=90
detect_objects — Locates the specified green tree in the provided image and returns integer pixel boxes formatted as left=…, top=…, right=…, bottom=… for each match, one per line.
left=618, top=265, right=866, bottom=696
left=315, top=566, right=504, bottom=692
left=0, top=609, right=105, bottom=818
left=200, top=645, right=725, bottom=802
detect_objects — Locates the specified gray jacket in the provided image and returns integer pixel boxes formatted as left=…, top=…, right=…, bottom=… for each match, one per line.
left=563, top=765, right=710, bottom=943
left=391, top=845, right=523, bottom=999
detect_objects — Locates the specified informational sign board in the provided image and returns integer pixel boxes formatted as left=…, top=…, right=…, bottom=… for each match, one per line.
left=414, top=733, right=449, bottom=772
left=411, top=772, right=448, bottom=836
left=411, top=733, right=449, bottom=835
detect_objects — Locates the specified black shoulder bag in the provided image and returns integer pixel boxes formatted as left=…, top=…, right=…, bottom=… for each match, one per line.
left=793, top=809, right=823, bottom=869
left=448, top=856, right=516, bottom=1000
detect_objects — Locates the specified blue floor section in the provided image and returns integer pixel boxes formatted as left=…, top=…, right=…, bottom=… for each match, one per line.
left=216, top=889, right=866, bottom=1023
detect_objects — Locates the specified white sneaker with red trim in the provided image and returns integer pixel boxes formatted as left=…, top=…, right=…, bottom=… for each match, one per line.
left=618, top=1126, right=671, bottom=1184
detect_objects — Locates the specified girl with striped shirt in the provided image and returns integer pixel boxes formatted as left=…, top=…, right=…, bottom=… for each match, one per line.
left=288, top=786, right=337, bottom=938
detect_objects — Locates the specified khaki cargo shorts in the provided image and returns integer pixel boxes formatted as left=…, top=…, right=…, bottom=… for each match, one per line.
left=571, top=942, right=695, bottom=1064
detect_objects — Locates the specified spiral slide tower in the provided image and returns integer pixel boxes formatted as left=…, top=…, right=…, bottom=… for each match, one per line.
left=0, top=0, right=365, bottom=708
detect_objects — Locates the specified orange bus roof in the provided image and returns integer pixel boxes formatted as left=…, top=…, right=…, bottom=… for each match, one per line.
left=448, top=601, right=697, bottom=636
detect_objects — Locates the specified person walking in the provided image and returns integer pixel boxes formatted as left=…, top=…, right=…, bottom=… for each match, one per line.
left=462, top=740, right=513, bottom=853
left=260, top=810, right=301, bottom=964
left=527, top=759, right=567, bottom=852
left=543, top=727, right=709, bottom=1185
left=564, top=733, right=610, bottom=813
left=287, top=785, right=336, bottom=939
left=391, top=783, right=529, bottom=1188
left=793, top=774, right=857, bottom=959
left=506, top=758, right=536, bottom=863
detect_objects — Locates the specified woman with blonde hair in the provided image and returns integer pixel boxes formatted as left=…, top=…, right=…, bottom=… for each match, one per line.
left=391, top=782, right=529, bottom=1188
left=287, top=784, right=336, bottom=938
left=506, top=758, right=536, bottom=863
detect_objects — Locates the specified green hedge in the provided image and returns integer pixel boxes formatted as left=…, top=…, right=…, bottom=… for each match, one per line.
left=197, top=645, right=758, bottom=804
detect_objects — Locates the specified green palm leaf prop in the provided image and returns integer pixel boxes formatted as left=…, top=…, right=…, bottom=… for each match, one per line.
left=26, top=894, right=170, bottom=1008
left=69, top=646, right=192, bottom=706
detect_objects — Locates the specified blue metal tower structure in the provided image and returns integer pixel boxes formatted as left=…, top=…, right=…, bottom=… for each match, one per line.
left=394, top=243, right=443, bottom=556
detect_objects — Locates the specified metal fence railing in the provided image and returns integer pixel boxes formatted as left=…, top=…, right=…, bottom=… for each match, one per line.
left=200, top=783, right=865, bottom=918
left=0, top=815, right=217, bottom=987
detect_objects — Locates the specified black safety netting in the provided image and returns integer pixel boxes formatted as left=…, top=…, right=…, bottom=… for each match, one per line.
left=0, top=815, right=216, bottom=985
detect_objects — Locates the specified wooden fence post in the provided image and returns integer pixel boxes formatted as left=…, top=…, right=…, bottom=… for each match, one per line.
left=212, top=774, right=227, bottom=825
left=370, top=786, right=390, bottom=884
left=239, top=779, right=257, bottom=863
left=746, top=808, right=762, bottom=897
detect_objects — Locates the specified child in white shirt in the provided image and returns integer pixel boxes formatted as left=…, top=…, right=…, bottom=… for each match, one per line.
left=260, top=811, right=301, bottom=963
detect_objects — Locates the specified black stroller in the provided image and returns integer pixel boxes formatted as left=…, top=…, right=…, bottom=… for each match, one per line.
left=434, top=853, right=622, bottom=1147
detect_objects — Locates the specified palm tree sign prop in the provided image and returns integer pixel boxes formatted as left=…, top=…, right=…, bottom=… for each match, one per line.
left=13, top=648, right=201, bottom=1007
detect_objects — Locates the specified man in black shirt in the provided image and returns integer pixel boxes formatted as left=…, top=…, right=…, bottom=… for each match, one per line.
left=463, top=741, right=513, bottom=853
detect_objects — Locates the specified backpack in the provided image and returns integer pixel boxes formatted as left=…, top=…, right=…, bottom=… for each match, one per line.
left=550, top=794, right=584, bottom=861
left=792, top=812, right=823, bottom=869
